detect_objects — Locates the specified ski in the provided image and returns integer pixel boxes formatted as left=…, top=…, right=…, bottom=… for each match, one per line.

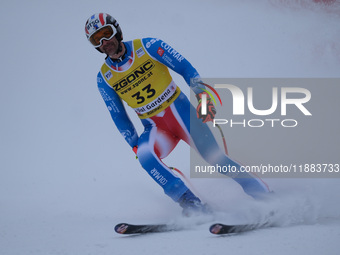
left=209, top=222, right=269, bottom=235
left=114, top=223, right=181, bottom=234
left=115, top=221, right=271, bottom=235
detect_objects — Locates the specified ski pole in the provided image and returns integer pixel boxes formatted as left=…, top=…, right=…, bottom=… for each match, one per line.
left=215, top=123, right=229, bottom=155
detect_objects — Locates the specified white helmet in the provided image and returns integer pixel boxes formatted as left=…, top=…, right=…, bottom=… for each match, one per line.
left=85, top=13, right=123, bottom=52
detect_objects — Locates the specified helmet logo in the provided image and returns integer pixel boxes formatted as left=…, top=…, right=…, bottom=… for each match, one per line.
left=86, top=19, right=100, bottom=32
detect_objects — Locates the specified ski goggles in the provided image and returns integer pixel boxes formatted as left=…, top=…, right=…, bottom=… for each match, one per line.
left=89, top=24, right=117, bottom=48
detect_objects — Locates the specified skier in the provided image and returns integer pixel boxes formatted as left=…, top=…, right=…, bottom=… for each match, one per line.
left=85, top=13, right=271, bottom=215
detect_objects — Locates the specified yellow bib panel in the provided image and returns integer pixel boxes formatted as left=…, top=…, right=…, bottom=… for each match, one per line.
left=100, top=39, right=181, bottom=119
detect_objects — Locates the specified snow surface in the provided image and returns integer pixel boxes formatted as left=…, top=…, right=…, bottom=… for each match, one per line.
left=1, top=0, right=340, bottom=254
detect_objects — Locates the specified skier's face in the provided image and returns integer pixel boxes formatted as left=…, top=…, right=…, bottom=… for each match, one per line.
left=98, top=37, right=120, bottom=56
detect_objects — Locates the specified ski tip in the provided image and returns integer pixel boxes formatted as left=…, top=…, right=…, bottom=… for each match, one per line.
left=209, top=223, right=224, bottom=234
left=114, top=223, right=129, bottom=234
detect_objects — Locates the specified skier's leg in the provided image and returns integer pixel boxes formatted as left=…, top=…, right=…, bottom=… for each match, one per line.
left=137, top=118, right=202, bottom=210
left=171, top=93, right=271, bottom=199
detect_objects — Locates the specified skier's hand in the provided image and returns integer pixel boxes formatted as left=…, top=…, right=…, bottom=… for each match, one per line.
left=196, top=92, right=216, bottom=123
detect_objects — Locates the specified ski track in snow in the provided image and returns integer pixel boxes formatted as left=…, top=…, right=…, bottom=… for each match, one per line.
left=1, top=0, right=340, bottom=254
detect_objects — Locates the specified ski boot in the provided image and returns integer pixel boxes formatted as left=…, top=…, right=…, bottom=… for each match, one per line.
left=178, top=190, right=212, bottom=217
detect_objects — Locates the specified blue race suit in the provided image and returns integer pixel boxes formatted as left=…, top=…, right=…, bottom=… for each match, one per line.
left=97, top=38, right=270, bottom=205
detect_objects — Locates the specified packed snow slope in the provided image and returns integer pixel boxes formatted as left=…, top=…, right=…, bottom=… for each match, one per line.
left=1, top=0, right=340, bottom=254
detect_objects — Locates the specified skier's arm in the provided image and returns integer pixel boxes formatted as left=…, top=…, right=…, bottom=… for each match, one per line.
left=97, top=72, right=139, bottom=148
left=142, top=38, right=204, bottom=95
left=142, top=38, right=215, bottom=121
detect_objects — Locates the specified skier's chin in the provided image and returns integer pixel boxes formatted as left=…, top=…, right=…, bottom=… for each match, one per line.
left=108, top=52, right=121, bottom=59
left=102, top=46, right=116, bottom=56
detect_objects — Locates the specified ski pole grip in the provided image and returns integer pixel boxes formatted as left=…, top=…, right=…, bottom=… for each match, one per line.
left=132, top=146, right=138, bottom=159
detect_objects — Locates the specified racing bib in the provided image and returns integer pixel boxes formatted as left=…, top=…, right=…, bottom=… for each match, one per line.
left=100, top=39, right=181, bottom=119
